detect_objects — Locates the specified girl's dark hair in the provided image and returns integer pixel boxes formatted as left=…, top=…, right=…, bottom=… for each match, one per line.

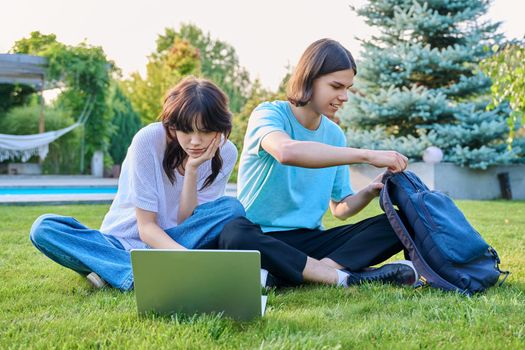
left=287, top=38, right=357, bottom=107
left=160, top=76, right=232, bottom=189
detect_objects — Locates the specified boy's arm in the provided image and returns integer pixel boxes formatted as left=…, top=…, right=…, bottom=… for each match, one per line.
left=261, top=131, right=407, bottom=171
left=329, top=173, right=384, bottom=220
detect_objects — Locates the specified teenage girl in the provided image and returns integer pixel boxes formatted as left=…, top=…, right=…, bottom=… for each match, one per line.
left=30, top=77, right=244, bottom=290
left=219, top=39, right=417, bottom=288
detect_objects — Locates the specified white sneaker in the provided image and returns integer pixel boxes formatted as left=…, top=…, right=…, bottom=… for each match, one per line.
left=86, top=272, right=108, bottom=289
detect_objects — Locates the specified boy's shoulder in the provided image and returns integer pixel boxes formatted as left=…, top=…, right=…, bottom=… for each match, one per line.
left=253, top=100, right=289, bottom=115
left=249, top=100, right=290, bottom=129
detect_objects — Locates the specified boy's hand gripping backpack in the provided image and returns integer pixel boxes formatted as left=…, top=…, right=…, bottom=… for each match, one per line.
left=379, top=171, right=509, bottom=295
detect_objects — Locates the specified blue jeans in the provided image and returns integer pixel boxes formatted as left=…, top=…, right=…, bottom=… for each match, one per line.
left=29, top=197, right=245, bottom=291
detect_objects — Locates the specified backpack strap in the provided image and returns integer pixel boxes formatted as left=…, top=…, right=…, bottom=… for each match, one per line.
left=488, top=247, right=510, bottom=286
left=380, top=175, right=470, bottom=295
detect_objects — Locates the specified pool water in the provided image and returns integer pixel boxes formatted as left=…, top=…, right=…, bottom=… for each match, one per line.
left=0, top=187, right=118, bottom=195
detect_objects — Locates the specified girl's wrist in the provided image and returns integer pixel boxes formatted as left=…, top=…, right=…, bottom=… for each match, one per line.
left=184, top=163, right=199, bottom=175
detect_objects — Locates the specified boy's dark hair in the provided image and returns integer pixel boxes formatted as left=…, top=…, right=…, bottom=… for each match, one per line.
left=160, top=76, right=232, bottom=188
left=287, top=39, right=357, bottom=107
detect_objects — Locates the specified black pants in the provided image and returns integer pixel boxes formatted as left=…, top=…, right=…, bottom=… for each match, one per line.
left=218, top=214, right=403, bottom=286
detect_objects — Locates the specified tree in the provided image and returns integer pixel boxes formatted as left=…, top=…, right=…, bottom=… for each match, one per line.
left=11, top=31, right=114, bottom=173
left=122, top=38, right=200, bottom=125
left=480, top=43, right=525, bottom=143
left=108, top=84, right=142, bottom=165
left=340, top=0, right=524, bottom=169
left=11, top=32, right=57, bottom=54
left=0, top=84, right=35, bottom=115
left=156, top=24, right=251, bottom=113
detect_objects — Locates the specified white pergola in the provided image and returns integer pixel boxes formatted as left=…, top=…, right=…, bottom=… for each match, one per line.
left=0, top=54, right=48, bottom=133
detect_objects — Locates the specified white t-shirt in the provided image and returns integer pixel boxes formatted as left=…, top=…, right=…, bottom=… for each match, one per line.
left=100, top=122, right=238, bottom=250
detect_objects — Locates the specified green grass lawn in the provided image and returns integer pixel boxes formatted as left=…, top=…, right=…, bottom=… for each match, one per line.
left=1, top=200, right=524, bottom=349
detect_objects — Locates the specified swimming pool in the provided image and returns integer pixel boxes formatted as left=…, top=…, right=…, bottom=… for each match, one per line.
left=0, top=186, right=118, bottom=195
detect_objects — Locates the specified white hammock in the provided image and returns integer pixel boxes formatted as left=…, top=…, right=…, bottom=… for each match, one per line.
left=0, top=122, right=82, bottom=162
left=0, top=98, right=93, bottom=162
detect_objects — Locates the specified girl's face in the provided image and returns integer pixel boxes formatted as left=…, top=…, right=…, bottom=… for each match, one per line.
left=170, top=119, right=219, bottom=158
left=310, top=69, right=355, bottom=118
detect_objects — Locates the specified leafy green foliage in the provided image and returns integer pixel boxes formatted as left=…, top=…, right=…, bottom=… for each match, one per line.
left=341, top=0, right=524, bottom=169
left=0, top=104, right=80, bottom=173
left=0, top=84, right=36, bottom=115
left=480, top=44, right=525, bottom=143
left=122, top=38, right=200, bottom=125
left=108, top=84, right=142, bottom=165
left=11, top=31, right=114, bottom=172
left=156, top=24, right=251, bottom=113
left=11, top=32, right=58, bottom=54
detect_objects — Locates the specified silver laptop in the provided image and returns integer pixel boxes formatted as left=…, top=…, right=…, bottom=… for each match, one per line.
left=131, top=249, right=267, bottom=321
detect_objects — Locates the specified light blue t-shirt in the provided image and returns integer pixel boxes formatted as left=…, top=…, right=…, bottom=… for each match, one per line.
left=238, top=100, right=354, bottom=233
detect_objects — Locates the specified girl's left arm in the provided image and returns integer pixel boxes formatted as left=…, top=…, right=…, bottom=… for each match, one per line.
left=329, top=173, right=384, bottom=220
left=136, top=207, right=186, bottom=249
left=177, top=166, right=199, bottom=224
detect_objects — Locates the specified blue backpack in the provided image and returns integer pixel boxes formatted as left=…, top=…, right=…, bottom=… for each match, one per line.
left=379, top=171, right=509, bottom=295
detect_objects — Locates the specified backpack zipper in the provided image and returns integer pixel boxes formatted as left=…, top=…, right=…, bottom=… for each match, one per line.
left=417, top=192, right=438, bottom=230
left=401, top=172, right=420, bottom=192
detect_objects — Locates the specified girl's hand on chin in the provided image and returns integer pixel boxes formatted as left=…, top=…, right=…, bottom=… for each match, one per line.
left=186, top=134, right=221, bottom=170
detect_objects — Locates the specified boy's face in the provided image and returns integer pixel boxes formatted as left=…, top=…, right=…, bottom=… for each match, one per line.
left=310, top=69, right=355, bottom=118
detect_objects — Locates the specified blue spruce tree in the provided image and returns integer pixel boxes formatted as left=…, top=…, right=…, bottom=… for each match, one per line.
left=340, top=0, right=524, bottom=169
